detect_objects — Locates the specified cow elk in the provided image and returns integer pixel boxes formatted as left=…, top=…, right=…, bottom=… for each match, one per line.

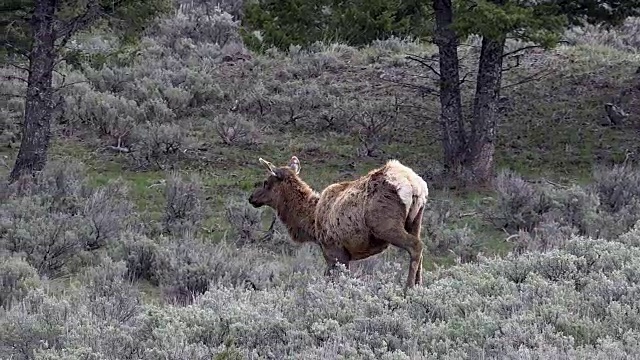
left=248, top=156, right=429, bottom=290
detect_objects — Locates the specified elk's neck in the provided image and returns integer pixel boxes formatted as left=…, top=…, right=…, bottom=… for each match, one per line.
left=275, top=186, right=319, bottom=243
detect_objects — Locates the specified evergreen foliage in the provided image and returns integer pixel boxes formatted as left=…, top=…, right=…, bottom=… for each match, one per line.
left=242, top=0, right=431, bottom=50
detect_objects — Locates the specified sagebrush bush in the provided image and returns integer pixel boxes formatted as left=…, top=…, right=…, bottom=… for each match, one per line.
left=4, top=230, right=640, bottom=359
left=510, top=215, right=577, bottom=255
left=564, top=17, right=640, bottom=51
left=131, top=122, right=195, bottom=170
left=156, top=3, right=241, bottom=48
left=0, top=255, right=41, bottom=309
left=0, top=160, right=134, bottom=278
left=155, top=233, right=291, bottom=304
left=48, top=5, right=245, bottom=161
left=587, top=164, right=640, bottom=237
left=163, top=172, right=207, bottom=235
left=64, top=86, right=141, bottom=140
left=422, top=196, right=482, bottom=262
left=80, top=258, right=142, bottom=325
left=224, top=199, right=298, bottom=254
left=591, top=164, right=640, bottom=213
left=211, top=112, right=260, bottom=146
left=224, top=199, right=263, bottom=245
left=488, top=169, right=553, bottom=232
left=112, top=231, right=169, bottom=285
left=545, top=184, right=600, bottom=236
left=487, top=166, right=640, bottom=244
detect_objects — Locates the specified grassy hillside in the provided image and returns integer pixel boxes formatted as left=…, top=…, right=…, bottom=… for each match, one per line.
left=2, top=7, right=640, bottom=359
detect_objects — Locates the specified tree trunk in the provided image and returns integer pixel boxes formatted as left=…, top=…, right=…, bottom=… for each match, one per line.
left=466, top=35, right=506, bottom=187
left=432, top=0, right=466, bottom=182
left=9, top=0, right=57, bottom=182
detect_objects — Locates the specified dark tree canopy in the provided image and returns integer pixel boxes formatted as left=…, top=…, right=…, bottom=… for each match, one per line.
left=1, top=0, right=172, bottom=60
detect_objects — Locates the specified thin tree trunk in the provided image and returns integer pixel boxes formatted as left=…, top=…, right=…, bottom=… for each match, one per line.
left=466, top=35, right=506, bottom=187
left=433, top=0, right=466, bottom=182
left=9, top=0, right=57, bottom=182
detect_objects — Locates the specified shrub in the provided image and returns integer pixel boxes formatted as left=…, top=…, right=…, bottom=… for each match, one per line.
left=0, top=161, right=134, bottom=278
left=224, top=199, right=297, bottom=254
left=4, top=234, right=640, bottom=358
left=130, top=122, right=195, bottom=170
left=544, top=185, right=600, bottom=237
left=224, top=199, right=263, bottom=245
left=63, top=87, right=141, bottom=142
left=0, top=255, right=41, bottom=309
left=0, top=288, right=71, bottom=360
left=112, top=231, right=169, bottom=285
left=564, top=17, right=640, bottom=52
left=163, top=172, right=208, bottom=235
left=212, top=112, right=260, bottom=146
left=487, top=166, right=640, bottom=241
left=80, top=259, right=142, bottom=325
left=487, top=170, right=553, bottom=233
left=83, top=181, right=135, bottom=250
left=591, top=164, right=640, bottom=214
left=588, top=164, right=640, bottom=237
left=510, top=215, right=577, bottom=255
left=155, top=3, right=241, bottom=48
left=156, top=235, right=228, bottom=305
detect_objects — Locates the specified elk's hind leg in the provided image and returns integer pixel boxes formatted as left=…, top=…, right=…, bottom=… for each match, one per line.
left=370, top=222, right=423, bottom=290
left=405, top=206, right=425, bottom=286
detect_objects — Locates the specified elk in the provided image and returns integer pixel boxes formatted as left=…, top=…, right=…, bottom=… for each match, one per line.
left=248, top=156, right=429, bottom=290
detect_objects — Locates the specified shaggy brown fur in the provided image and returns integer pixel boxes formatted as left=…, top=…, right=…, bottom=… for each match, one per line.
left=248, top=156, right=429, bottom=290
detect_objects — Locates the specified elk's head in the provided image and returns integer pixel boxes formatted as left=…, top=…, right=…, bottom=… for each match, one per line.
left=248, top=156, right=301, bottom=208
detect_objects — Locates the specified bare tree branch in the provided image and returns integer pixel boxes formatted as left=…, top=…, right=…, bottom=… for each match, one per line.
left=459, top=72, right=472, bottom=85
left=54, top=80, right=89, bottom=92
left=501, top=40, right=572, bottom=59
left=501, top=45, right=543, bottom=58
left=501, top=54, right=522, bottom=72
left=0, top=75, right=28, bottom=83
left=7, top=62, right=30, bottom=73
left=501, top=68, right=555, bottom=90
left=0, top=92, right=26, bottom=99
left=405, top=54, right=441, bottom=77
left=380, top=76, right=440, bottom=98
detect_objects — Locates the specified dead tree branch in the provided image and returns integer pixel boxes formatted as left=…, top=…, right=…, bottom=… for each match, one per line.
left=405, top=54, right=441, bottom=77
left=501, top=54, right=522, bottom=72
left=7, top=62, right=30, bottom=73
left=0, top=92, right=26, bottom=99
left=501, top=40, right=571, bottom=59
left=379, top=76, right=440, bottom=98
left=501, top=45, right=542, bottom=58
left=501, top=68, right=555, bottom=90
left=0, top=75, right=28, bottom=83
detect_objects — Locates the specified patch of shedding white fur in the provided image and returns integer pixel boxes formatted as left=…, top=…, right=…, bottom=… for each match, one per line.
left=383, top=160, right=429, bottom=221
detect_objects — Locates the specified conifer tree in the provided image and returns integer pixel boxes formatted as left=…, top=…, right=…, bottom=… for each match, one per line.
left=1, top=0, right=172, bottom=182
left=431, top=0, right=640, bottom=187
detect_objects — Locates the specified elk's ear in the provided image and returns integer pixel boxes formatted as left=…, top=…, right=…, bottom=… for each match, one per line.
left=289, top=156, right=300, bottom=175
left=259, top=157, right=277, bottom=176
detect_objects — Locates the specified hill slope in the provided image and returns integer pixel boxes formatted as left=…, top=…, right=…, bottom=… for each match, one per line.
left=2, top=11, right=640, bottom=359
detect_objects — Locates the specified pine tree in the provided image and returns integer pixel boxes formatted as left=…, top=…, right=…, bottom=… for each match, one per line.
left=431, top=0, right=640, bottom=188
left=1, top=0, right=172, bottom=182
